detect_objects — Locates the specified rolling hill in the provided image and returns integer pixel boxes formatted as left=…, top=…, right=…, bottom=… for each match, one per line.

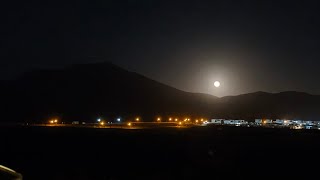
left=1, top=62, right=319, bottom=122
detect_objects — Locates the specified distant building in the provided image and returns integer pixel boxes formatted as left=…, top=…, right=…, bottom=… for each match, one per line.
left=224, top=120, right=235, bottom=125
left=293, top=120, right=303, bottom=125
left=283, top=120, right=294, bottom=125
left=263, top=119, right=273, bottom=124
left=275, top=119, right=284, bottom=125
left=211, top=119, right=223, bottom=124
left=255, top=119, right=262, bottom=124
left=234, top=120, right=247, bottom=126
left=305, top=125, right=313, bottom=129
left=304, top=121, right=316, bottom=126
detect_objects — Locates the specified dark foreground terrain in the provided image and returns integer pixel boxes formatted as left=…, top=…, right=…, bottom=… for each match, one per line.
left=1, top=125, right=320, bottom=180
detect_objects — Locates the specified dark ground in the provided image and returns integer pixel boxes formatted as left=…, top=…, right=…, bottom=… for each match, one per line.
left=1, top=125, right=320, bottom=180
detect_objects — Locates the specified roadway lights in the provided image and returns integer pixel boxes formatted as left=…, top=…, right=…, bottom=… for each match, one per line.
left=128, top=122, right=132, bottom=126
left=97, top=118, right=101, bottom=122
left=169, top=118, right=172, bottom=121
left=136, top=118, right=140, bottom=121
left=49, top=119, right=58, bottom=124
left=157, top=117, right=161, bottom=121
left=179, top=122, right=182, bottom=125
left=175, top=118, right=178, bottom=122
left=100, top=122, right=104, bottom=126
left=196, top=120, right=199, bottom=123
left=117, top=118, right=121, bottom=122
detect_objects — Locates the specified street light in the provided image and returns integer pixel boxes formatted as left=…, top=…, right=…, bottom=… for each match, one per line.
left=128, top=122, right=132, bottom=126
left=175, top=118, right=178, bottom=122
left=169, top=118, right=172, bottom=121
left=157, top=117, right=161, bottom=121
left=97, top=118, right=101, bottom=122
left=136, top=118, right=140, bottom=121
left=117, top=118, right=121, bottom=122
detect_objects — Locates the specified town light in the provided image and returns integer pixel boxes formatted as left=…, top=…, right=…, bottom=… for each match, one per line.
left=196, top=120, right=199, bottom=123
left=175, top=118, right=178, bottom=121
left=117, top=118, right=121, bottom=122
left=136, top=118, right=140, bottom=121
left=169, top=118, right=172, bottom=121
left=179, top=122, right=182, bottom=125
left=54, top=119, right=58, bottom=123
left=50, top=120, right=54, bottom=124
left=100, top=122, right=104, bottom=125
left=128, top=122, right=132, bottom=126
left=97, top=118, right=101, bottom=122
left=157, top=117, right=161, bottom=121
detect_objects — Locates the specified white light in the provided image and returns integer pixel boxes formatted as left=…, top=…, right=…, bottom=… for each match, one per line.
left=214, top=81, right=220, bottom=88
left=117, top=118, right=121, bottom=122
left=97, top=118, right=101, bottom=122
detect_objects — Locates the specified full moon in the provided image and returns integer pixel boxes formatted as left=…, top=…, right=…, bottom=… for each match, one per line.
left=214, top=81, right=221, bottom=88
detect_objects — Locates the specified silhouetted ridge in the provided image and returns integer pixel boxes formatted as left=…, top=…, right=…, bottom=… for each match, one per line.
left=1, top=62, right=319, bottom=122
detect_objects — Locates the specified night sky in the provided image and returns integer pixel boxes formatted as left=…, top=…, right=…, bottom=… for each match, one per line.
left=1, top=0, right=320, bottom=96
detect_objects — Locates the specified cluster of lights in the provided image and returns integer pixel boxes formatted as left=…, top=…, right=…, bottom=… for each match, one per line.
left=49, top=119, right=58, bottom=124
left=152, top=117, right=207, bottom=124
left=94, top=116, right=207, bottom=126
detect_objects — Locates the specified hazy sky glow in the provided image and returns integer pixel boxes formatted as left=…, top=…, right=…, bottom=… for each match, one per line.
left=1, top=0, right=320, bottom=96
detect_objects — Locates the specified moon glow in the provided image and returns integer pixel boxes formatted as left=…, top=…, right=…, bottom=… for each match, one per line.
left=214, top=81, right=221, bottom=88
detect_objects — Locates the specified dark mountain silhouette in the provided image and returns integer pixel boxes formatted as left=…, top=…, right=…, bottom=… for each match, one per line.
left=218, top=91, right=320, bottom=120
left=1, top=62, right=319, bottom=123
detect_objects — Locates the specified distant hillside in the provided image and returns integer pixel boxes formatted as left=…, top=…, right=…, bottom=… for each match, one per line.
left=1, top=62, right=319, bottom=122
left=217, top=91, right=320, bottom=120
left=0, top=62, right=218, bottom=122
